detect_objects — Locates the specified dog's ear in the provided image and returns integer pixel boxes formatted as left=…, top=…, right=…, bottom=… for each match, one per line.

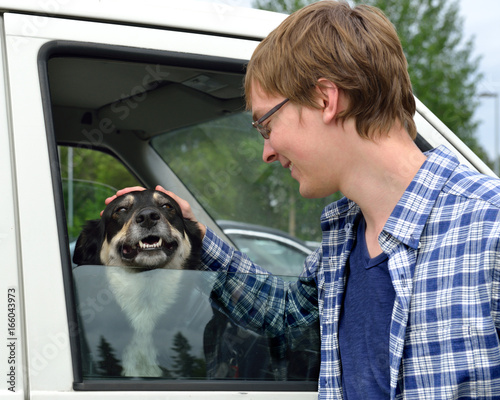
left=179, top=218, right=203, bottom=270
left=183, top=219, right=203, bottom=246
left=73, top=219, right=105, bottom=266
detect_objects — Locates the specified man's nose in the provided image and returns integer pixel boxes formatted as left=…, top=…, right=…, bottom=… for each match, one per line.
left=262, top=139, right=278, bottom=163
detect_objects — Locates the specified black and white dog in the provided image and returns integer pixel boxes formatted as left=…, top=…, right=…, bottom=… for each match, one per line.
left=73, top=189, right=202, bottom=377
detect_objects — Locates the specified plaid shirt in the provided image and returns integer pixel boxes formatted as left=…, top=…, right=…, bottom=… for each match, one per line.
left=201, top=145, right=500, bottom=399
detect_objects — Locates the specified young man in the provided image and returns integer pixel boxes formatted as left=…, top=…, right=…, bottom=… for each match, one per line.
left=108, top=1, right=500, bottom=398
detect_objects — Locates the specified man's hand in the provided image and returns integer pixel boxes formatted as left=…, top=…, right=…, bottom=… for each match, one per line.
left=154, top=185, right=198, bottom=222
left=103, top=185, right=206, bottom=237
left=104, top=186, right=146, bottom=206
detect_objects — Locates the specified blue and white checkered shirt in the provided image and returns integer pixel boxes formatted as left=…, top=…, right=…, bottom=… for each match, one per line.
left=201, top=145, right=500, bottom=399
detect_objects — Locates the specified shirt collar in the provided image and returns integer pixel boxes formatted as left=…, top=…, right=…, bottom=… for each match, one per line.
left=381, top=145, right=459, bottom=250
left=321, top=196, right=354, bottom=220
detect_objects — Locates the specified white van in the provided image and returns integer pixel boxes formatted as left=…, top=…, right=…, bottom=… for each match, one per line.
left=0, top=1, right=494, bottom=399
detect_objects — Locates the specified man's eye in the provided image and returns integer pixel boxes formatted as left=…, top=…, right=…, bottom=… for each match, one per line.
left=263, top=121, right=273, bottom=135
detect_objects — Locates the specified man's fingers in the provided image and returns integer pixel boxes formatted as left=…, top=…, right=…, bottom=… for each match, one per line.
left=104, top=186, right=146, bottom=205
left=116, top=186, right=146, bottom=196
left=155, top=185, right=196, bottom=221
left=155, top=185, right=183, bottom=203
left=102, top=186, right=146, bottom=216
left=154, top=185, right=169, bottom=195
left=104, top=195, right=116, bottom=206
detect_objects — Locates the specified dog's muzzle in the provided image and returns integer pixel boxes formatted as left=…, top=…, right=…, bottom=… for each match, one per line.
left=121, top=235, right=178, bottom=260
left=119, top=208, right=179, bottom=267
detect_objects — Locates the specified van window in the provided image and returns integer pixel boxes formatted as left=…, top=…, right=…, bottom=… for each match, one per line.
left=74, top=266, right=319, bottom=382
left=59, top=146, right=140, bottom=242
left=43, top=43, right=323, bottom=391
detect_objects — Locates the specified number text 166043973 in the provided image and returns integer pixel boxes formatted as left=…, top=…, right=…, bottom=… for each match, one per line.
left=7, top=287, right=16, bottom=393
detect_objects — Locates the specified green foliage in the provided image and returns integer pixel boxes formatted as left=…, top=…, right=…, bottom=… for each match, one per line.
left=355, top=0, right=487, bottom=162
left=253, top=0, right=311, bottom=13
left=59, top=146, right=140, bottom=241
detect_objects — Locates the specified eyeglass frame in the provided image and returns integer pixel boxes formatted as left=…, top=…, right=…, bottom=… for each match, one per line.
left=251, top=98, right=289, bottom=139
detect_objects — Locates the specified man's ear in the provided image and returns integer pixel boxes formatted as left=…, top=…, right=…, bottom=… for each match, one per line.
left=315, top=78, right=340, bottom=124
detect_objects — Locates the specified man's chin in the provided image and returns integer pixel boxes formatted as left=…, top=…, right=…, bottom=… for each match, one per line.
left=299, top=183, right=336, bottom=199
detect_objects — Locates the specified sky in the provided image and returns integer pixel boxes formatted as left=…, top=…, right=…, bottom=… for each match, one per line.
left=460, top=0, right=500, bottom=165
left=205, top=0, right=500, bottom=165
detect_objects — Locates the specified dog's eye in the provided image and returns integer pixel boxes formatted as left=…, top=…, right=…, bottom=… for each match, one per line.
left=161, top=203, right=173, bottom=210
left=115, top=206, right=128, bottom=214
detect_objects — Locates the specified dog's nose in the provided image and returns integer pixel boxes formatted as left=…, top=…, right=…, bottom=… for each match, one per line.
left=135, top=208, right=161, bottom=228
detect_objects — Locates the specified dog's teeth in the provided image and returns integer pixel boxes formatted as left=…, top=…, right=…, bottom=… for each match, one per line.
left=139, top=238, right=163, bottom=249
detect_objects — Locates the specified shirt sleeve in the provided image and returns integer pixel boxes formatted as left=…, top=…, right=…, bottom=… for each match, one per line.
left=199, top=227, right=320, bottom=339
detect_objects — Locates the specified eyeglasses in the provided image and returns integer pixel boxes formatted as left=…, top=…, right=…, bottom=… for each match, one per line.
left=252, top=98, right=289, bottom=139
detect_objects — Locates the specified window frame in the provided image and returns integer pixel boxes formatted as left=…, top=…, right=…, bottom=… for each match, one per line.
left=39, top=40, right=319, bottom=393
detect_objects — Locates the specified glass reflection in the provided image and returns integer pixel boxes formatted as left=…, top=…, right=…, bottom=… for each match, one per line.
left=73, top=266, right=319, bottom=381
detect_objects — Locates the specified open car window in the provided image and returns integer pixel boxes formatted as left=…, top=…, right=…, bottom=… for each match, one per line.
left=43, top=43, right=324, bottom=391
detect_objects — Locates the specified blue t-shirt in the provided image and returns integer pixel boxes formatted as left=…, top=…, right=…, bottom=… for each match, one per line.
left=338, top=217, right=395, bottom=399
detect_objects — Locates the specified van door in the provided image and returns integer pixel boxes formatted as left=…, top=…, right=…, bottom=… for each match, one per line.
left=4, top=10, right=319, bottom=399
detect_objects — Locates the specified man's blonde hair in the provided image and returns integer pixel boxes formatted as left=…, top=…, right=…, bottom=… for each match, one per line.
left=245, top=0, right=417, bottom=139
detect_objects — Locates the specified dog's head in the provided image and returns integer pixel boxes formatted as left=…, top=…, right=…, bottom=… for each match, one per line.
left=73, top=189, right=202, bottom=271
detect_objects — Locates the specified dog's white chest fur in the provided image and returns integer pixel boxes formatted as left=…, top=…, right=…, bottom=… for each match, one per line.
left=107, top=267, right=182, bottom=377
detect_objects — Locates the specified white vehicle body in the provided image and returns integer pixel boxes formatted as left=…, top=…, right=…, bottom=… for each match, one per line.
left=0, top=1, right=493, bottom=399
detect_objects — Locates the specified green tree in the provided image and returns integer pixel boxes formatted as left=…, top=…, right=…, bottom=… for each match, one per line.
left=170, top=332, right=206, bottom=378
left=355, top=0, right=486, bottom=162
left=59, top=146, right=141, bottom=240
left=254, top=0, right=310, bottom=12
left=96, top=336, right=122, bottom=377
left=252, top=0, right=489, bottom=165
